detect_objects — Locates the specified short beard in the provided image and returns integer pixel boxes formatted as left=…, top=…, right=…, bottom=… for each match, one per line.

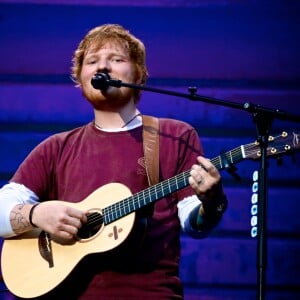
left=82, top=88, right=134, bottom=111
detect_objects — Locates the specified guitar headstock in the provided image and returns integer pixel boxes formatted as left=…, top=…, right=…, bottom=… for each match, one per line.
left=244, top=131, right=300, bottom=160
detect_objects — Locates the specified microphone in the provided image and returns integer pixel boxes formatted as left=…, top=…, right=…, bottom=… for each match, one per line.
left=91, top=72, right=122, bottom=91
left=91, top=72, right=110, bottom=90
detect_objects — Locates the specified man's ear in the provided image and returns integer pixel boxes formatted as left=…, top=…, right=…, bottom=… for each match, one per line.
left=134, top=67, right=144, bottom=85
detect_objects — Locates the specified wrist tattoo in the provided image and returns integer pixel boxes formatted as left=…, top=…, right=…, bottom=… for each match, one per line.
left=10, top=204, right=31, bottom=234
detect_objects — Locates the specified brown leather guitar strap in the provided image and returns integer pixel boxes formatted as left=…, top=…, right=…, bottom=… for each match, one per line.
left=142, top=115, right=160, bottom=186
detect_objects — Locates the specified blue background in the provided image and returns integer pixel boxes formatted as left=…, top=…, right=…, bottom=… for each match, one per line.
left=0, top=1, right=300, bottom=299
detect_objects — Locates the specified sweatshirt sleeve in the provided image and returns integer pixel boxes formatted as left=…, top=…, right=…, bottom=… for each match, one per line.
left=0, top=182, right=39, bottom=238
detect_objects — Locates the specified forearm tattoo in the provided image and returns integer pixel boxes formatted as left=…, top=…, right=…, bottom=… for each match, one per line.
left=10, top=204, right=31, bottom=234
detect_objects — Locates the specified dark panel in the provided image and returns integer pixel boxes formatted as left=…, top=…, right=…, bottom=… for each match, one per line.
left=180, top=237, right=300, bottom=286
left=0, top=3, right=299, bottom=81
left=1, top=84, right=299, bottom=132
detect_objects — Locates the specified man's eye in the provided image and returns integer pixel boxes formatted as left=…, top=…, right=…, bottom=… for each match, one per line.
left=112, top=58, right=123, bottom=62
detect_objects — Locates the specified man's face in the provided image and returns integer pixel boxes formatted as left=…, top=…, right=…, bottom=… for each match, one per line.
left=80, top=42, right=139, bottom=110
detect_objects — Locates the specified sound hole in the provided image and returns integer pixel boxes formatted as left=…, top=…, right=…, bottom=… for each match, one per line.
left=77, top=212, right=103, bottom=239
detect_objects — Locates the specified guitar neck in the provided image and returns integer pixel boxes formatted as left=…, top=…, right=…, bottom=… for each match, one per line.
left=103, top=144, right=245, bottom=225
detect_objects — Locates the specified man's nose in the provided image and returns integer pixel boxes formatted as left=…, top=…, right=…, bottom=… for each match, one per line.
left=97, top=59, right=111, bottom=73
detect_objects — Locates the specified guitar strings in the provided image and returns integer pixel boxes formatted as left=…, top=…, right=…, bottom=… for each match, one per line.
left=85, top=139, right=287, bottom=228
left=85, top=143, right=254, bottom=227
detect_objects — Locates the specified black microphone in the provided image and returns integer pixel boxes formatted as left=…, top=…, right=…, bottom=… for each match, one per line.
left=91, top=72, right=122, bottom=91
left=91, top=72, right=110, bottom=91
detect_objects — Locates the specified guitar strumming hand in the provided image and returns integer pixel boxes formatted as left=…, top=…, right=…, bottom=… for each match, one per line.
left=32, top=202, right=88, bottom=240
left=10, top=201, right=88, bottom=241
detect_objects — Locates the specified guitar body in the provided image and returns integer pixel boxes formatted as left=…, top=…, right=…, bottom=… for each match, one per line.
left=1, top=130, right=298, bottom=298
left=1, top=183, right=135, bottom=298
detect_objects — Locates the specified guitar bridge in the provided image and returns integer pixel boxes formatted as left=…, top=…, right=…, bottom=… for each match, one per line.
left=38, top=231, right=54, bottom=268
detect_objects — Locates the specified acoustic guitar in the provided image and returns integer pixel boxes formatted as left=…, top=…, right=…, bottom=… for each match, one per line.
left=1, top=131, right=299, bottom=298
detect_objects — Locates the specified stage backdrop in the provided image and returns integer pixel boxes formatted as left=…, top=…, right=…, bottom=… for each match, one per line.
left=0, top=1, right=300, bottom=299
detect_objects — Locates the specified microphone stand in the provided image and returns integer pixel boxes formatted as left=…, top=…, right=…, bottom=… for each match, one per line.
left=95, top=76, right=300, bottom=300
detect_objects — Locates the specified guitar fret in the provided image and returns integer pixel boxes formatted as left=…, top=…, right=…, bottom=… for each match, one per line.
left=175, top=176, right=179, bottom=189
left=114, top=206, right=118, bottom=220
left=115, top=203, right=119, bottom=220
left=168, top=180, right=172, bottom=194
left=154, top=185, right=158, bottom=199
left=126, top=197, right=130, bottom=214
left=147, top=188, right=151, bottom=205
left=143, top=189, right=148, bottom=203
left=218, top=155, right=222, bottom=170
left=134, top=194, right=138, bottom=210
left=159, top=182, right=164, bottom=198
left=229, top=150, right=233, bottom=163
left=119, top=201, right=126, bottom=216
left=241, top=145, right=245, bottom=158
left=103, top=207, right=110, bottom=224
